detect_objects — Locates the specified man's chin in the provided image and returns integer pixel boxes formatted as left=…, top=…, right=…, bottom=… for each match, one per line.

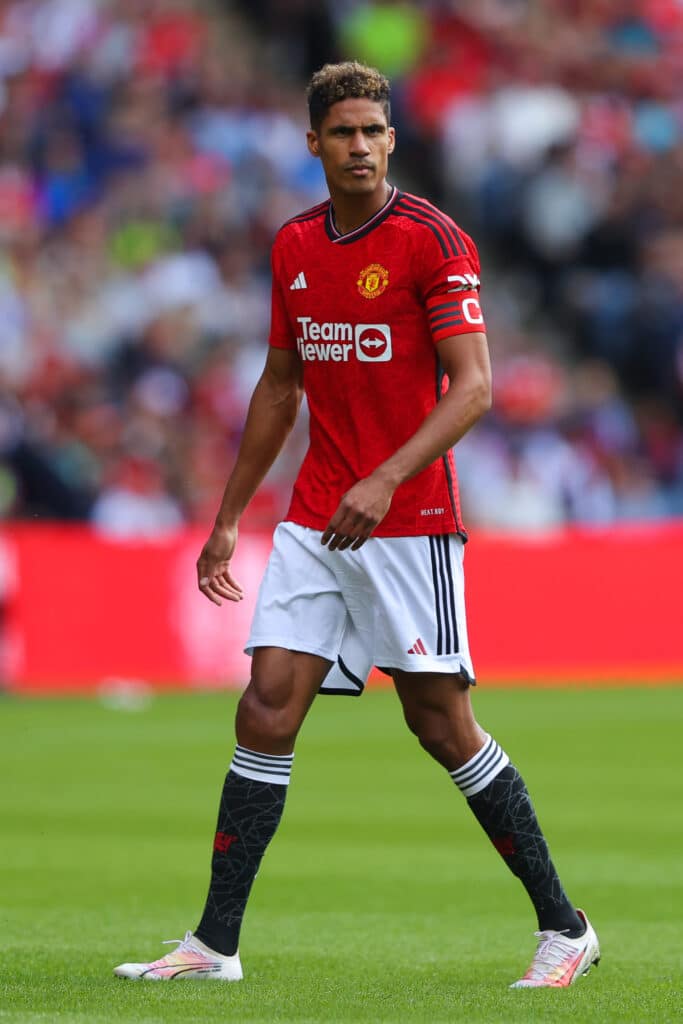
left=338, top=175, right=379, bottom=195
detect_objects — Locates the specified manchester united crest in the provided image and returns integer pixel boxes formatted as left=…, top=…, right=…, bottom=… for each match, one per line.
left=357, top=263, right=389, bottom=299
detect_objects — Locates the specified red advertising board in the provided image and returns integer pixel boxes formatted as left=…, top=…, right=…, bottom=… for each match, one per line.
left=2, top=523, right=681, bottom=691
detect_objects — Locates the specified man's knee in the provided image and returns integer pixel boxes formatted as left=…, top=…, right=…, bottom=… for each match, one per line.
left=236, top=681, right=304, bottom=749
left=404, top=707, right=453, bottom=762
left=396, top=674, right=484, bottom=769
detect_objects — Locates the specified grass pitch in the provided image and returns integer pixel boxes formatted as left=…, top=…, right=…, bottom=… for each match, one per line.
left=1, top=685, right=681, bottom=1023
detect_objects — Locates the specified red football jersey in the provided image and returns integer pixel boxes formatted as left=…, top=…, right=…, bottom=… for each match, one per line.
left=268, top=186, right=486, bottom=537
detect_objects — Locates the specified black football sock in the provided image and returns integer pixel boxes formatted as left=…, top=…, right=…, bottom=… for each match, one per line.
left=194, top=745, right=293, bottom=955
left=449, top=736, right=584, bottom=937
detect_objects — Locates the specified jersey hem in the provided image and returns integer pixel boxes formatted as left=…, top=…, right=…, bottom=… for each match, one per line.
left=282, top=515, right=463, bottom=539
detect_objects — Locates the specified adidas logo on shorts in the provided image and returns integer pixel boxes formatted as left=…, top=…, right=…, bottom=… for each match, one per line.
left=407, top=638, right=427, bottom=655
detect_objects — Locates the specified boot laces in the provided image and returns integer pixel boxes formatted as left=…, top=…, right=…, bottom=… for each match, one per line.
left=524, top=929, right=577, bottom=980
left=161, top=931, right=200, bottom=954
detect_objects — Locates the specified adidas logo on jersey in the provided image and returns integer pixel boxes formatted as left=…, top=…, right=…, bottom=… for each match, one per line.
left=290, top=272, right=307, bottom=290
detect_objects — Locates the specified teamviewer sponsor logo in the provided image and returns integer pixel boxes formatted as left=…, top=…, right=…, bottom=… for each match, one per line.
left=355, top=324, right=392, bottom=361
left=296, top=317, right=352, bottom=361
left=295, top=317, right=392, bottom=362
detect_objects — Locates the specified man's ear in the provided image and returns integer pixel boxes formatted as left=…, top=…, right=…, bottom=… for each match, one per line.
left=306, top=131, right=320, bottom=157
left=387, top=127, right=396, bottom=154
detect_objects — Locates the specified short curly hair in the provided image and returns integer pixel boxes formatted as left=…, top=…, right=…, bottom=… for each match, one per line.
left=307, top=61, right=391, bottom=132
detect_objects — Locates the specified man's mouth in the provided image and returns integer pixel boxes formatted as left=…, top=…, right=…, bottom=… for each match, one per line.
left=347, top=164, right=373, bottom=176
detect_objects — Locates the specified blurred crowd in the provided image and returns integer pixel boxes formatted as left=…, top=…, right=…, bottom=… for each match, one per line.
left=0, top=0, right=682, bottom=535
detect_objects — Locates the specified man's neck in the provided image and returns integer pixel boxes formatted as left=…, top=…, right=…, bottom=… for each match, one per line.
left=330, top=181, right=392, bottom=236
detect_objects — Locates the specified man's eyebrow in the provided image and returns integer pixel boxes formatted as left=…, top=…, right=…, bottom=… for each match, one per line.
left=328, top=122, right=386, bottom=132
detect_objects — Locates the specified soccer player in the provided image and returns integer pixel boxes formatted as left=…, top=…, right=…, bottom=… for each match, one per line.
left=114, top=62, right=599, bottom=988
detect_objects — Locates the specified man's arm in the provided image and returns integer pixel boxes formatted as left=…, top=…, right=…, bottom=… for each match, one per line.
left=197, top=346, right=303, bottom=604
left=322, top=331, right=491, bottom=551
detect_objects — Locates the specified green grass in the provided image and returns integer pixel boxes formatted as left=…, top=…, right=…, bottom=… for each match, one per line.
left=1, top=685, right=681, bottom=1023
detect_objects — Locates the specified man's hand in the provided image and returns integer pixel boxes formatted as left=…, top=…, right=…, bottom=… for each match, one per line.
left=321, top=474, right=395, bottom=551
left=197, top=524, right=244, bottom=606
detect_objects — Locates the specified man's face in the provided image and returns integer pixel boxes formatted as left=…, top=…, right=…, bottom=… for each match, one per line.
left=307, top=98, right=395, bottom=198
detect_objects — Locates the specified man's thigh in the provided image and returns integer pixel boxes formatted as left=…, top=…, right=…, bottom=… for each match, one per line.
left=235, top=647, right=334, bottom=753
left=249, top=646, right=333, bottom=714
left=392, top=667, right=475, bottom=719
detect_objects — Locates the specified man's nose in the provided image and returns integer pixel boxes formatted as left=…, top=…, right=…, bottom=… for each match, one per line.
left=349, top=130, right=370, bottom=155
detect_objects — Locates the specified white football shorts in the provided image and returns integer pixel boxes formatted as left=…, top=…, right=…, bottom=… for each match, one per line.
left=245, top=521, right=475, bottom=696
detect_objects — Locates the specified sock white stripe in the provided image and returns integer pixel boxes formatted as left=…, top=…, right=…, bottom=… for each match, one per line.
left=234, top=745, right=294, bottom=767
left=449, top=735, right=510, bottom=798
left=231, top=765, right=292, bottom=784
left=233, top=758, right=293, bottom=771
left=232, top=755, right=292, bottom=774
left=451, top=735, right=494, bottom=785
left=453, top=741, right=501, bottom=789
left=461, top=749, right=508, bottom=797
left=230, top=745, right=294, bottom=786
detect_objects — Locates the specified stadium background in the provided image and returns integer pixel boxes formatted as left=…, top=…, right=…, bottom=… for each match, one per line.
left=1, top=5, right=682, bottom=1021
left=0, top=0, right=682, bottom=688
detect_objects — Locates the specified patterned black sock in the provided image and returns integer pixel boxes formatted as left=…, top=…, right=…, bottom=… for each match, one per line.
left=194, top=746, right=293, bottom=955
left=450, top=737, right=583, bottom=936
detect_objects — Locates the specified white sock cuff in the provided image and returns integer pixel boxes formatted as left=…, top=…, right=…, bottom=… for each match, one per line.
left=230, top=744, right=294, bottom=786
left=449, top=733, right=510, bottom=798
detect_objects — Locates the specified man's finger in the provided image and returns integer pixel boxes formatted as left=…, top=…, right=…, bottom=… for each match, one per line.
left=336, top=535, right=357, bottom=551
left=327, top=531, right=353, bottom=551
left=199, top=566, right=244, bottom=590
left=213, top=580, right=243, bottom=599
left=323, top=503, right=366, bottom=545
left=222, top=574, right=244, bottom=594
left=199, top=575, right=243, bottom=601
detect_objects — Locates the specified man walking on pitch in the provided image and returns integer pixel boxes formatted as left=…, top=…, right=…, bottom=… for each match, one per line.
left=114, top=61, right=599, bottom=988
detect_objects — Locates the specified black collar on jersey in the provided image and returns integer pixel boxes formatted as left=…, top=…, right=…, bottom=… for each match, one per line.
left=325, top=185, right=399, bottom=244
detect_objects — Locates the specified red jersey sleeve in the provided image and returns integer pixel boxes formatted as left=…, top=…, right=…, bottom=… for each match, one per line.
left=268, top=234, right=296, bottom=350
left=417, top=227, right=486, bottom=343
